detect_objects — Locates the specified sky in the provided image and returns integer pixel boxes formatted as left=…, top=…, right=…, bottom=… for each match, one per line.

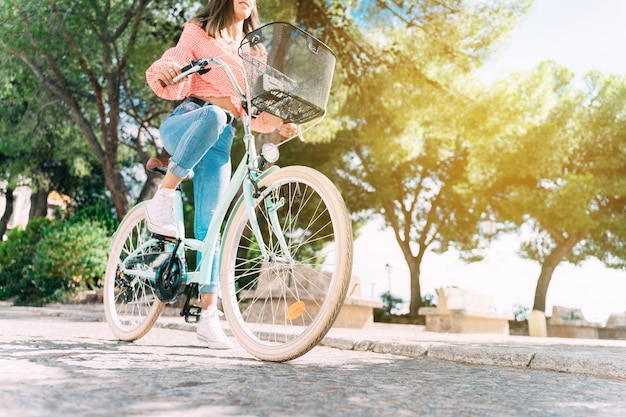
left=351, top=0, right=626, bottom=324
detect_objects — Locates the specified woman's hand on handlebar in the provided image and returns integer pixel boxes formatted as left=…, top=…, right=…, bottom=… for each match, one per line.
left=157, top=65, right=181, bottom=88
left=278, top=122, right=298, bottom=138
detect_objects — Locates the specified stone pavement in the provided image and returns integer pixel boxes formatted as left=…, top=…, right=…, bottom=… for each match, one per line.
left=5, top=303, right=626, bottom=380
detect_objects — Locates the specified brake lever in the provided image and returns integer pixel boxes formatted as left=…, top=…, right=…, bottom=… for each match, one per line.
left=173, top=59, right=212, bottom=83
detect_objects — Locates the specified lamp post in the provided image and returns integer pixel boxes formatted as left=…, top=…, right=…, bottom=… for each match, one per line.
left=385, top=262, right=392, bottom=314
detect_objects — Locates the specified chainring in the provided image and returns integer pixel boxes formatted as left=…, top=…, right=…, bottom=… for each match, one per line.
left=154, top=255, right=185, bottom=303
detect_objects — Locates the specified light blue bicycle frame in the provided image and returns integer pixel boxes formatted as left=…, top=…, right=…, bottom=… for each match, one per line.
left=178, top=125, right=280, bottom=288
left=115, top=57, right=294, bottom=288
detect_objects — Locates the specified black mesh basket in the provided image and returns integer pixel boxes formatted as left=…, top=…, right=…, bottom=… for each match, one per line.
left=239, top=22, right=336, bottom=124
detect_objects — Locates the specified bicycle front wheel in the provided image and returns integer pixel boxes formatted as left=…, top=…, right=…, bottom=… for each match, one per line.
left=103, top=203, right=165, bottom=341
left=221, top=166, right=353, bottom=362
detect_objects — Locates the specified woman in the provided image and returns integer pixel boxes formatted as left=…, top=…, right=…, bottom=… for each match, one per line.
left=145, top=0, right=296, bottom=349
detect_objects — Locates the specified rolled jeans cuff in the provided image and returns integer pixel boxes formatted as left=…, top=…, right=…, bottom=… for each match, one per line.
left=199, top=283, right=218, bottom=294
left=167, top=160, right=193, bottom=180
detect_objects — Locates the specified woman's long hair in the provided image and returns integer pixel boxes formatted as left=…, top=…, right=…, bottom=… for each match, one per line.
left=193, top=0, right=260, bottom=37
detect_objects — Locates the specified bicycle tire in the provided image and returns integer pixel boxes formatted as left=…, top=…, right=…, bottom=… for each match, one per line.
left=220, top=166, right=353, bottom=361
left=103, top=203, right=165, bottom=341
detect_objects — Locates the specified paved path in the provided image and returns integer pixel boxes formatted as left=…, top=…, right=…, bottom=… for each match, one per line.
left=2, top=306, right=626, bottom=417
left=19, top=303, right=626, bottom=380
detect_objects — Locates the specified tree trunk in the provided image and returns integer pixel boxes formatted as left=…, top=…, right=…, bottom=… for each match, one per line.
left=532, top=234, right=583, bottom=312
left=29, top=188, right=48, bottom=220
left=407, top=257, right=423, bottom=317
left=385, top=200, right=430, bottom=319
left=137, top=128, right=165, bottom=203
left=103, top=161, right=132, bottom=220
left=0, top=188, right=14, bottom=238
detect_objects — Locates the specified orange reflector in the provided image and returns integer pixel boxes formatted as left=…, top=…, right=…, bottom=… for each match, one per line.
left=286, top=301, right=306, bottom=320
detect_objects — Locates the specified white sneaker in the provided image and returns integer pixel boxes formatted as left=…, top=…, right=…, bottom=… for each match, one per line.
left=145, top=187, right=178, bottom=238
left=197, top=306, right=234, bottom=350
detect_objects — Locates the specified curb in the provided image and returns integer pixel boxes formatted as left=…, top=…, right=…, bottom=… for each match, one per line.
left=317, top=337, right=626, bottom=380
left=8, top=304, right=626, bottom=380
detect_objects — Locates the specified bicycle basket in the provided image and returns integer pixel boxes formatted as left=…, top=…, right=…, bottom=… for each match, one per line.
left=239, top=22, right=336, bottom=124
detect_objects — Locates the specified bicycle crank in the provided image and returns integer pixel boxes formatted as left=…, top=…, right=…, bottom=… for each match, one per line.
left=154, top=253, right=185, bottom=303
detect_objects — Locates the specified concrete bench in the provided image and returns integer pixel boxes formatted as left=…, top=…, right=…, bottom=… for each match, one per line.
left=418, top=287, right=512, bottom=334
left=241, top=265, right=382, bottom=329
left=548, top=306, right=601, bottom=339
left=336, top=279, right=383, bottom=328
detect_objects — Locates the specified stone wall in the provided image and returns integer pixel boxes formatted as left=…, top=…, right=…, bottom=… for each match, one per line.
left=418, top=287, right=513, bottom=335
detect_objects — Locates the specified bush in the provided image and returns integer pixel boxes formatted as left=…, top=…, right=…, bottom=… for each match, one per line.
left=30, top=220, right=109, bottom=304
left=68, top=202, right=117, bottom=234
left=0, top=218, right=52, bottom=303
left=374, top=291, right=405, bottom=322
left=0, top=215, right=110, bottom=306
left=513, top=304, right=530, bottom=322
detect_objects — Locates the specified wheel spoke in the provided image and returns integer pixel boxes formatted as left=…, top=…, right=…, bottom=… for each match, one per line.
left=221, top=167, right=353, bottom=361
left=103, top=205, right=166, bottom=341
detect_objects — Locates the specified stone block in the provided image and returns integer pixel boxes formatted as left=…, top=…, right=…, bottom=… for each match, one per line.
left=599, top=312, right=626, bottom=340
left=605, top=312, right=626, bottom=328
left=418, top=287, right=512, bottom=334
left=547, top=306, right=601, bottom=340
left=527, top=310, right=548, bottom=337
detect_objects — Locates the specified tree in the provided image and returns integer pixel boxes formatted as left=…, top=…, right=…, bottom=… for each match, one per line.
left=0, top=0, right=190, bottom=220
left=0, top=51, right=109, bottom=224
left=0, top=161, right=15, bottom=238
left=0, top=1, right=348, bottom=222
left=0, top=62, right=40, bottom=230
left=306, top=0, right=533, bottom=317
left=473, top=62, right=626, bottom=312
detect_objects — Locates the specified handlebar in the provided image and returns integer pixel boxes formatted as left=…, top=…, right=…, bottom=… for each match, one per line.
left=173, top=57, right=246, bottom=102
left=171, top=57, right=306, bottom=142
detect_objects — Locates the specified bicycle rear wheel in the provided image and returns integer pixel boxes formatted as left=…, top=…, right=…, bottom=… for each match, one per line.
left=103, top=203, right=165, bottom=341
left=220, top=166, right=353, bottom=361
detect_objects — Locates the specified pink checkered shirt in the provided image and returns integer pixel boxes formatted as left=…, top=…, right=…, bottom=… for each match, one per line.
left=146, top=23, right=273, bottom=132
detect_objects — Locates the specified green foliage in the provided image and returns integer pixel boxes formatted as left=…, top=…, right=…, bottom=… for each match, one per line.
left=0, top=0, right=192, bottom=218
left=513, top=304, right=530, bottom=322
left=0, top=56, right=91, bottom=198
left=421, top=292, right=437, bottom=308
left=0, top=213, right=110, bottom=306
left=374, top=291, right=405, bottom=322
left=32, top=221, right=109, bottom=303
left=476, top=65, right=626, bottom=267
left=0, top=3, right=126, bottom=219
left=68, top=202, right=118, bottom=234
left=0, top=218, right=51, bottom=303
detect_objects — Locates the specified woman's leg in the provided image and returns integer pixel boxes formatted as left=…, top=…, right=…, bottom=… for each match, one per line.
left=194, top=123, right=234, bottom=293
left=193, top=125, right=235, bottom=349
left=160, top=100, right=230, bottom=180
left=146, top=101, right=231, bottom=237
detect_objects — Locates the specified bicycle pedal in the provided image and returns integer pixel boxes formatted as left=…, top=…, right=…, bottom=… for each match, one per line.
left=182, top=305, right=202, bottom=323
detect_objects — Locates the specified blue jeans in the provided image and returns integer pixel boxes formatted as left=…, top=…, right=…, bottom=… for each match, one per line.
left=160, top=99, right=236, bottom=294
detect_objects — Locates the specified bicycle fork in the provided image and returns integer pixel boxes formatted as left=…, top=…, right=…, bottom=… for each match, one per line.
left=243, top=176, right=293, bottom=264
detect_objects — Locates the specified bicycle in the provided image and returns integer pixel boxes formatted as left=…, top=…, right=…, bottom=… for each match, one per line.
left=103, top=22, right=353, bottom=362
